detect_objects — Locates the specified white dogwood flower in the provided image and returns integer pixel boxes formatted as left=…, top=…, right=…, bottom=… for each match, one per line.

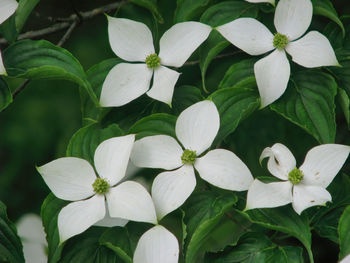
left=217, top=0, right=339, bottom=108
left=131, top=100, right=254, bottom=219
left=0, top=0, right=18, bottom=75
left=37, top=135, right=160, bottom=242
left=100, top=17, right=211, bottom=107
left=246, top=143, right=350, bottom=214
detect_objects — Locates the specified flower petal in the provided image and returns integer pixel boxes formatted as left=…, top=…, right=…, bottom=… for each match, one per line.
left=17, top=214, right=46, bottom=244
left=254, top=49, right=290, bottom=108
left=0, top=51, right=6, bottom=75
left=159, top=22, right=211, bottom=67
left=131, top=135, right=183, bottom=170
left=94, top=135, right=135, bottom=186
left=195, top=149, right=253, bottom=191
left=286, top=31, right=339, bottom=68
left=260, top=143, right=296, bottom=180
left=58, top=195, right=105, bottom=243
left=107, top=16, right=155, bottom=62
left=100, top=63, right=152, bottom=107
left=37, top=157, right=96, bottom=201
left=0, top=0, right=18, bottom=24
left=133, top=225, right=179, bottom=263
left=274, top=0, right=313, bottom=40
left=94, top=205, right=128, bottom=227
left=246, top=179, right=293, bottom=210
left=107, top=181, right=157, bottom=224
left=217, top=18, right=274, bottom=56
left=152, top=165, right=196, bottom=220
left=292, top=184, right=331, bottom=215
left=146, top=66, right=180, bottom=105
left=245, top=0, right=275, bottom=4
left=176, top=100, right=219, bottom=155
left=300, top=144, right=350, bottom=188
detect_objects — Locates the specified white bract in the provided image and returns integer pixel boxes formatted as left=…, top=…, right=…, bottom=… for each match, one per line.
left=100, top=17, right=211, bottom=107
left=246, top=143, right=350, bottom=214
left=340, top=254, right=350, bottom=263
left=131, top=100, right=254, bottom=219
left=37, top=135, right=159, bottom=242
left=0, top=0, right=18, bottom=75
left=217, top=0, right=339, bottom=108
left=16, top=214, right=47, bottom=263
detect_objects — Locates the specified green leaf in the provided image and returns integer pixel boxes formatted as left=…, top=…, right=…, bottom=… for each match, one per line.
left=338, top=88, right=350, bottom=129
left=130, top=0, right=164, bottom=23
left=172, top=85, right=204, bottom=115
left=0, top=16, right=17, bottom=43
left=66, top=123, right=125, bottom=165
left=174, top=0, right=213, bottom=22
left=329, top=56, right=350, bottom=98
left=40, top=193, right=68, bottom=263
left=199, top=2, right=259, bottom=91
left=128, top=113, right=177, bottom=140
left=0, top=201, right=24, bottom=263
left=0, top=77, right=12, bottom=112
left=82, top=58, right=121, bottom=125
left=3, top=39, right=99, bottom=106
left=209, top=87, right=260, bottom=144
left=339, top=205, right=350, bottom=260
left=312, top=0, right=345, bottom=36
left=271, top=70, right=337, bottom=144
left=183, top=191, right=238, bottom=263
left=15, top=0, right=40, bottom=33
left=205, top=233, right=304, bottom=263
left=244, top=206, right=313, bottom=263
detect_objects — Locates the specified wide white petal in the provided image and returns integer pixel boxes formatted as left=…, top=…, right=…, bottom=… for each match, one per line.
left=146, top=66, right=180, bottom=105
left=17, top=214, right=46, bottom=245
left=176, top=100, right=219, bottom=155
left=94, top=205, right=128, bottom=227
left=217, top=18, right=274, bottom=56
left=0, top=0, right=18, bottom=24
left=107, top=181, right=157, bottom=224
left=0, top=51, right=6, bottom=75
left=94, top=135, right=135, bottom=186
left=246, top=180, right=293, bottom=210
left=254, top=49, right=290, bottom=108
left=152, top=165, right=196, bottom=220
left=133, top=225, right=179, bottom=263
left=300, top=144, right=350, bottom=188
left=274, top=0, right=313, bottom=40
left=245, top=0, right=275, bottom=4
left=100, top=63, right=153, bottom=107
left=286, top=31, right=339, bottom=68
left=260, top=143, right=296, bottom=180
left=58, top=195, right=105, bottom=243
left=159, top=22, right=211, bottom=67
left=292, top=184, right=331, bottom=215
left=131, top=135, right=183, bottom=170
left=22, top=242, right=47, bottom=263
left=195, top=149, right=253, bottom=191
left=107, top=16, right=155, bottom=62
left=37, top=157, right=96, bottom=201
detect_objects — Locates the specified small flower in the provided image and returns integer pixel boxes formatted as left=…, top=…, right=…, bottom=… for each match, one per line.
left=16, top=214, right=47, bottom=263
left=99, top=17, right=211, bottom=107
left=246, top=143, right=350, bottom=214
left=37, top=135, right=159, bottom=242
left=0, top=0, right=18, bottom=75
left=217, top=0, right=339, bottom=108
left=131, top=100, right=254, bottom=220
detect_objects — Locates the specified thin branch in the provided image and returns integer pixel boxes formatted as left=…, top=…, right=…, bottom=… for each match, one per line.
left=12, top=79, right=30, bottom=99
left=0, top=2, right=125, bottom=45
left=57, top=20, right=78, bottom=47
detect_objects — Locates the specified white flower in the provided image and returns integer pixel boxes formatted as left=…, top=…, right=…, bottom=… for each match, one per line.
left=0, top=0, right=18, bottom=75
left=246, top=143, right=350, bottom=214
left=131, top=100, right=254, bottom=220
left=16, top=214, right=47, bottom=263
left=37, top=135, right=159, bottom=242
left=99, top=17, right=211, bottom=107
left=217, top=0, right=339, bottom=108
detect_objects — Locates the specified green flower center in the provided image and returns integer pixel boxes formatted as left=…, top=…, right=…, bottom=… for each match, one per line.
left=273, top=33, right=289, bottom=50
left=181, top=149, right=197, bottom=165
left=145, top=53, right=161, bottom=68
left=92, top=178, right=110, bottom=194
left=288, top=168, right=304, bottom=185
